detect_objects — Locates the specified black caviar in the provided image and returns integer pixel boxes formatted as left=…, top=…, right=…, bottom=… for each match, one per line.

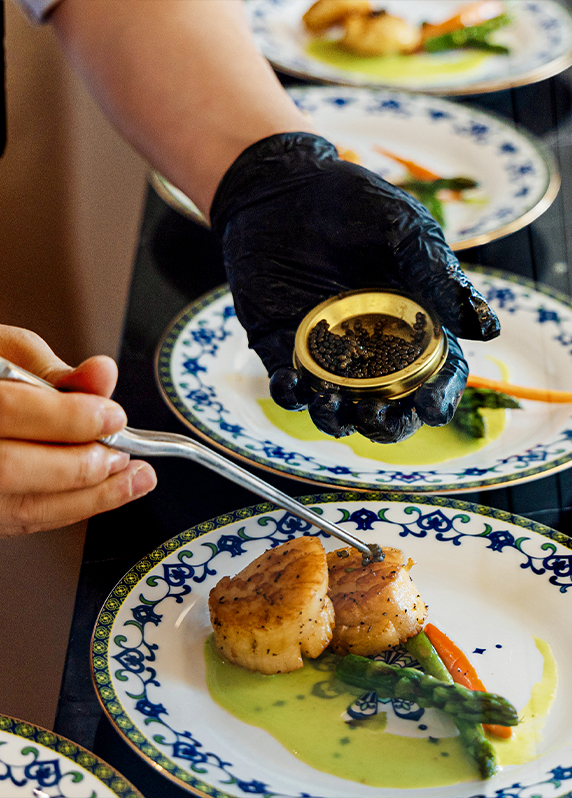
left=308, top=313, right=426, bottom=379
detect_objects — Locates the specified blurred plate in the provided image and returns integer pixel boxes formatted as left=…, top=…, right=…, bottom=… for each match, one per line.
left=0, top=714, right=141, bottom=797
left=150, top=85, right=559, bottom=251
left=155, top=267, right=572, bottom=494
left=246, top=0, right=572, bottom=94
left=92, top=493, right=572, bottom=797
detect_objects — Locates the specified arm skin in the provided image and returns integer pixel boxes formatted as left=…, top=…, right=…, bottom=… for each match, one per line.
left=49, top=0, right=318, bottom=219
left=0, top=325, right=156, bottom=536
left=44, top=0, right=495, bottom=447
left=0, top=0, right=302, bottom=535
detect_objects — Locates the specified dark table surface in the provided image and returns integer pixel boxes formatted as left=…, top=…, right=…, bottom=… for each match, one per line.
left=54, top=38, right=572, bottom=798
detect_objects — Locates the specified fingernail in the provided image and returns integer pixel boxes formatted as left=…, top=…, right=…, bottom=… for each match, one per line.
left=129, top=465, right=157, bottom=497
left=108, top=451, right=130, bottom=474
left=101, top=405, right=128, bottom=436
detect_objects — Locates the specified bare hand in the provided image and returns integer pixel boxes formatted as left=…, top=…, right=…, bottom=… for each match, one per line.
left=0, top=326, right=157, bottom=536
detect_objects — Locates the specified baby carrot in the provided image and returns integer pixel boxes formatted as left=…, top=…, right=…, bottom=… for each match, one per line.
left=373, top=146, right=466, bottom=200
left=373, top=145, right=441, bottom=182
left=424, top=623, right=513, bottom=739
left=337, top=146, right=362, bottom=165
left=466, top=374, right=572, bottom=403
left=420, top=0, right=505, bottom=42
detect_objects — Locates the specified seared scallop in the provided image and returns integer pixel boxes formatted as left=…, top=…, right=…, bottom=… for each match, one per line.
left=208, top=536, right=335, bottom=674
left=342, top=11, right=421, bottom=55
left=327, top=546, right=427, bottom=656
left=302, top=0, right=372, bottom=33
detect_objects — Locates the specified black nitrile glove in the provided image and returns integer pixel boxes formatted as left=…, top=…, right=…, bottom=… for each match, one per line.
left=210, top=133, right=500, bottom=443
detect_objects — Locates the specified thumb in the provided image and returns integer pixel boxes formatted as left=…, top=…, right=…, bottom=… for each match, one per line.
left=54, top=356, right=118, bottom=398
left=0, top=325, right=118, bottom=398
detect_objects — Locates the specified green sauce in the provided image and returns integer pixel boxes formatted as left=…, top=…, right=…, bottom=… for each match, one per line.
left=306, top=39, right=490, bottom=80
left=204, top=635, right=557, bottom=789
left=257, top=399, right=506, bottom=465
left=496, top=637, right=558, bottom=766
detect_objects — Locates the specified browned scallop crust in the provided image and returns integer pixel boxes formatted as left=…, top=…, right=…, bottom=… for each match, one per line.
left=327, top=546, right=427, bottom=656
left=341, top=12, right=422, bottom=56
left=208, top=536, right=334, bottom=674
left=302, top=0, right=372, bottom=33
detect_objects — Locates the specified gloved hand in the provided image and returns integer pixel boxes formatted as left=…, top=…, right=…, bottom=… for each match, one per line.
left=210, top=133, right=500, bottom=443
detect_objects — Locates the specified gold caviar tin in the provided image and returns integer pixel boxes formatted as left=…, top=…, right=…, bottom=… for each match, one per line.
left=294, top=289, right=448, bottom=400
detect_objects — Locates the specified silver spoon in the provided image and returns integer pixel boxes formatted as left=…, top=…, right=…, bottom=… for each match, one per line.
left=0, top=357, right=381, bottom=562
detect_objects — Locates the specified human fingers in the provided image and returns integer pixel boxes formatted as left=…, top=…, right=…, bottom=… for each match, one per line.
left=414, top=330, right=469, bottom=427
left=0, top=460, right=157, bottom=537
left=54, top=354, right=118, bottom=398
left=0, top=380, right=127, bottom=443
left=0, top=439, right=133, bottom=494
left=0, top=324, right=119, bottom=398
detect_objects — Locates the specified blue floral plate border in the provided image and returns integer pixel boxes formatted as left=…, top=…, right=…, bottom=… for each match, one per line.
left=155, top=267, right=572, bottom=494
left=151, top=84, right=559, bottom=252
left=246, top=0, right=572, bottom=96
left=92, top=491, right=572, bottom=798
left=0, top=713, right=142, bottom=797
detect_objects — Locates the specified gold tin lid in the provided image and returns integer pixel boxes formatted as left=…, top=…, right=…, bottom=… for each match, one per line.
left=294, top=289, right=448, bottom=400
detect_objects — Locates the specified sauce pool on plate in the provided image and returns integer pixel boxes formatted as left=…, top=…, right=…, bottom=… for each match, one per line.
left=204, top=635, right=556, bottom=789
left=305, top=39, right=491, bottom=81
left=257, top=400, right=507, bottom=465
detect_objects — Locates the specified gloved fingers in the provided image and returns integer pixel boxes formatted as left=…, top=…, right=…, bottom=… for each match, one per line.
left=275, top=381, right=423, bottom=444
left=414, top=329, right=469, bottom=427
left=354, top=396, right=422, bottom=444
left=270, top=367, right=314, bottom=411
left=308, top=391, right=356, bottom=438
left=387, top=210, right=500, bottom=342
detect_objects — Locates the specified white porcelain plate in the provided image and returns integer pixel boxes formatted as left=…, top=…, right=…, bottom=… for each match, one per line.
left=92, top=494, right=572, bottom=797
left=0, top=714, right=142, bottom=797
left=151, top=85, right=559, bottom=251
left=246, top=0, right=572, bottom=95
left=155, top=267, right=572, bottom=494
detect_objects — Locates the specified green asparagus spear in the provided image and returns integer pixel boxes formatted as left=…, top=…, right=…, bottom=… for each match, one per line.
left=452, top=387, right=522, bottom=439
left=406, top=632, right=498, bottom=780
left=424, top=14, right=511, bottom=53
left=452, top=406, right=486, bottom=438
left=335, top=654, right=518, bottom=727
left=461, top=387, right=521, bottom=411
left=401, top=177, right=479, bottom=194
left=406, top=630, right=454, bottom=684
left=398, top=177, right=478, bottom=228
left=455, top=720, right=499, bottom=780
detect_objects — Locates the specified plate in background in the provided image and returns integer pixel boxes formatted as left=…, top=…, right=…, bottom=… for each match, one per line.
left=246, top=0, right=572, bottom=95
left=92, top=493, right=572, bottom=797
left=155, top=267, right=572, bottom=494
left=150, top=85, right=559, bottom=251
left=0, top=714, right=142, bottom=797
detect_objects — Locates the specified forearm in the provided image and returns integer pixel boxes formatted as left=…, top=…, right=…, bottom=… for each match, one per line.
left=50, top=0, right=316, bottom=217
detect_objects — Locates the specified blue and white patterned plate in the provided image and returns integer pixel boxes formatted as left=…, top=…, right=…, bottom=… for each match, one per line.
left=92, top=493, right=572, bottom=797
left=151, top=85, right=559, bottom=251
left=156, top=267, right=572, bottom=494
left=0, top=714, right=142, bottom=797
left=246, top=0, right=572, bottom=95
